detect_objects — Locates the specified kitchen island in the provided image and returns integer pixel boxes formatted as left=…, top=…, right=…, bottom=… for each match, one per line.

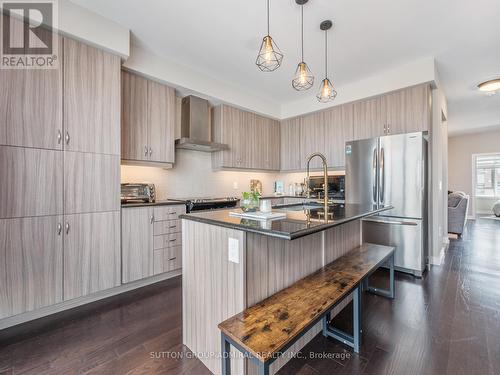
left=181, top=203, right=390, bottom=375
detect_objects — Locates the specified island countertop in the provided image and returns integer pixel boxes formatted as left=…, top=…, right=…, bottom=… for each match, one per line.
left=180, top=203, right=392, bottom=240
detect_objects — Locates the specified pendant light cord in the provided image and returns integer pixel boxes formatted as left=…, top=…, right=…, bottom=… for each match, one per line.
left=301, top=5, right=304, bottom=62
left=267, top=0, right=270, bottom=36
left=324, top=29, right=328, bottom=78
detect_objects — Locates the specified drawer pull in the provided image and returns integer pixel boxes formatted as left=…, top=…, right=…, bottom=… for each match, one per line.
left=169, top=239, right=177, bottom=242
left=169, top=225, right=177, bottom=229
left=169, top=212, right=177, bottom=215
left=168, top=257, right=176, bottom=261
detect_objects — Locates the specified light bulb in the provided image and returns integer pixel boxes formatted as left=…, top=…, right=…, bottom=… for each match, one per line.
left=316, top=78, right=337, bottom=102
left=299, top=63, right=307, bottom=84
left=264, top=36, right=273, bottom=62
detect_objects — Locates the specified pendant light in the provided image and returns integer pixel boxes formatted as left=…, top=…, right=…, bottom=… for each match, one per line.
left=292, top=0, right=314, bottom=91
left=256, top=0, right=283, bottom=72
left=316, top=20, right=337, bottom=102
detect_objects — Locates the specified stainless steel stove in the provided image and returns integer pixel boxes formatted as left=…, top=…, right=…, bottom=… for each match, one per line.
left=170, top=197, right=239, bottom=213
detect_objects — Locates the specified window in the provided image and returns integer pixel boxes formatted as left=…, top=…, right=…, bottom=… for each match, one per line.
left=475, top=154, right=500, bottom=197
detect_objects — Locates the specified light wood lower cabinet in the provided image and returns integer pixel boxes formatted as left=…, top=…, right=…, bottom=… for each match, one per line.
left=63, top=211, right=120, bottom=300
left=122, top=207, right=154, bottom=283
left=0, top=146, right=63, bottom=219
left=0, top=216, right=63, bottom=319
left=63, top=152, right=120, bottom=214
left=122, top=205, right=185, bottom=284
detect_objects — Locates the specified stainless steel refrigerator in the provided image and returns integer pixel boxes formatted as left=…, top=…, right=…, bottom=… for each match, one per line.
left=345, top=132, right=428, bottom=276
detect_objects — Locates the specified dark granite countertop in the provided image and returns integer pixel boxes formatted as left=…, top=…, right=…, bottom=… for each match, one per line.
left=121, top=199, right=187, bottom=208
left=180, top=203, right=392, bottom=240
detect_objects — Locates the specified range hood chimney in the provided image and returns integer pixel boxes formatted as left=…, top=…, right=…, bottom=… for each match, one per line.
left=175, top=95, right=228, bottom=152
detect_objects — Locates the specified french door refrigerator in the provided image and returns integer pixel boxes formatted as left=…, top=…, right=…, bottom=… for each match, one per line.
left=345, top=132, right=428, bottom=276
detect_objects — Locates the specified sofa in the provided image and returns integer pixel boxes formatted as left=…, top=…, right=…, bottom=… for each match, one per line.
left=448, top=191, right=469, bottom=236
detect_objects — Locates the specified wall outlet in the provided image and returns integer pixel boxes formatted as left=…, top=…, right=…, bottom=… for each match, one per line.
left=233, top=181, right=239, bottom=190
left=228, top=237, right=239, bottom=264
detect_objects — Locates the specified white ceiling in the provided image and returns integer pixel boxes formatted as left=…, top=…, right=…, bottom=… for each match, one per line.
left=71, top=0, right=500, bottom=134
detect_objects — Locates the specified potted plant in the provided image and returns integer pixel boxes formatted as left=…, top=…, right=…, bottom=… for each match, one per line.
left=240, top=191, right=260, bottom=212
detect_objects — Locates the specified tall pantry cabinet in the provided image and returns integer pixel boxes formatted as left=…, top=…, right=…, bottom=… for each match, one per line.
left=0, top=19, right=121, bottom=319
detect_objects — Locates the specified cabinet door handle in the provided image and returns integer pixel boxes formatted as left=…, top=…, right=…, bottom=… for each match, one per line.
left=169, top=212, right=177, bottom=215
left=57, top=223, right=62, bottom=235
left=149, top=147, right=152, bottom=156
left=169, top=239, right=177, bottom=242
left=383, top=124, right=386, bottom=134
left=65, top=222, right=70, bottom=234
left=387, top=124, right=390, bottom=134
left=57, top=130, right=62, bottom=144
left=150, top=215, right=154, bottom=224
left=144, top=146, right=148, bottom=157
left=169, top=225, right=177, bottom=229
left=65, top=131, right=70, bottom=145
left=168, top=257, right=176, bottom=261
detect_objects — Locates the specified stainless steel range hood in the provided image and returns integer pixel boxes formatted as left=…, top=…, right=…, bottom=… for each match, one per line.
left=175, top=95, right=228, bottom=152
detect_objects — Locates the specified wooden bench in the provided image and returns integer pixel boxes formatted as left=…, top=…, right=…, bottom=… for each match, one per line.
left=218, top=243, right=396, bottom=375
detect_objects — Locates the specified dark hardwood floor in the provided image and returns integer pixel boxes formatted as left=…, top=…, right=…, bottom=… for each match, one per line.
left=1, top=218, right=499, bottom=374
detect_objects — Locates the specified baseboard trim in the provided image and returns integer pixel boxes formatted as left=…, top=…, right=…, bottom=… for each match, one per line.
left=0, top=269, right=181, bottom=331
left=429, top=241, right=448, bottom=266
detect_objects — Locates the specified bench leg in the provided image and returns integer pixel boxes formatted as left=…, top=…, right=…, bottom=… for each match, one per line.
left=221, top=333, right=231, bottom=375
left=322, top=287, right=362, bottom=354
left=366, top=254, right=395, bottom=299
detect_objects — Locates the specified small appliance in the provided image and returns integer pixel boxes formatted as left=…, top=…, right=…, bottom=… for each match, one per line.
left=121, top=183, right=155, bottom=203
left=307, top=175, right=345, bottom=200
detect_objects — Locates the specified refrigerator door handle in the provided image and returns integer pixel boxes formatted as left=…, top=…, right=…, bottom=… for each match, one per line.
left=379, top=147, right=385, bottom=204
left=372, top=147, right=378, bottom=204
left=363, top=218, right=418, bottom=226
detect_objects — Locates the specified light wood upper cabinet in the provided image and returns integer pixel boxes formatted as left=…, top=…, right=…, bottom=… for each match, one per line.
left=353, top=84, right=431, bottom=139
left=121, top=71, right=148, bottom=161
left=121, top=70, right=176, bottom=165
left=122, top=207, right=154, bottom=283
left=0, top=216, right=63, bottom=319
left=63, top=38, right=120, bottom=155
left=212, top=105, right=279, bottom=171
left=63, top=152, right=120, bottom=214
left=63, top=212, right=120, bottom=300
left=353, top=96, right=384, bottom=140
left=280, top=117, right=302, bottom=171
left=0, top=15, right=63, bottom=150
left=263, top=117, right=280, bottom=170
left=324, top=103, right=354, bottom=168
left=0, top=146, right=63, bottom=219
left=384, top=84, right=431, bottom=135
left=300, top=112, right=326, bottom=170
left=148, top=80, right=176, bottom=164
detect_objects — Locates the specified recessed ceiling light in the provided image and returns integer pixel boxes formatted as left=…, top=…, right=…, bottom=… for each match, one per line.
left=478, top=79, right=500, bottom=92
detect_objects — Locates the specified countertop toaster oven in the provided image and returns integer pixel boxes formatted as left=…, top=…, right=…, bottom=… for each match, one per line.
left=121, top=183, right=156, bottom=203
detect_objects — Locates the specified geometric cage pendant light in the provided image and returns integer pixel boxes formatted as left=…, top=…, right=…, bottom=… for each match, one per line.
left=256, top=0, right=284, bottom=72
left=316, top=20, right=337, bottom=102
left=292, top=0, right=314, bottom=90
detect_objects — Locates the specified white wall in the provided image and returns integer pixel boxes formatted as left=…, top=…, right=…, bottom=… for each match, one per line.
left=281, top=57, right=436, bottom=119
left=448, top=129, right=500, bottom=216
left=121, top=150, right=344, bottom=200
left=429, top=86, right=448, bottom=265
